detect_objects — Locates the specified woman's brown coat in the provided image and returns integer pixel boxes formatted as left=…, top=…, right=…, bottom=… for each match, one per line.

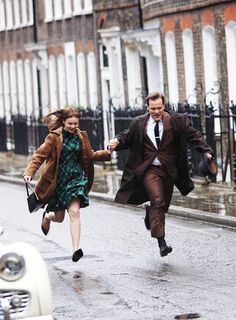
left=23, top=127, right=110, bottom=202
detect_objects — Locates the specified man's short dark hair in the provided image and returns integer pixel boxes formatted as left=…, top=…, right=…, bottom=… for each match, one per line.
left=145, top=92, right=165, bottom=106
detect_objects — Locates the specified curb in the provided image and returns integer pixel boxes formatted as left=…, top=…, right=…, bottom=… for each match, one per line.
left=1, top=174, right=236, bottom=230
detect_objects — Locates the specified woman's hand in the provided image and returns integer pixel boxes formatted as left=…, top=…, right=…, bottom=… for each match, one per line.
left=23, top=175, right=32, bottom=183
left=108, top=138, right=119, bottom=152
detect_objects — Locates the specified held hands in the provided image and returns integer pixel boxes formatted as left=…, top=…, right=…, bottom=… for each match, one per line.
left=108, top=138, right=119, bottom=153
left=206, top=153, right=213, bottom=161
left=23, top=175, right=32, bottom=183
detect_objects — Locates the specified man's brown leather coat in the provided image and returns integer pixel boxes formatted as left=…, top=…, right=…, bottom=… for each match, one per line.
left=23, top=127, right=110, bottom=202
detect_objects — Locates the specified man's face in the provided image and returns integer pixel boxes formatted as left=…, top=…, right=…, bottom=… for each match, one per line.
left=147, top=97, right=165, bottom=121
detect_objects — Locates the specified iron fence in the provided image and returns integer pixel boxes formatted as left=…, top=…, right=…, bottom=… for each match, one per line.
left=113, top=102, right=236, bottom=185
left=0, top=106, right=104, bottom=156
left=1, top=101, right=236, bottom=184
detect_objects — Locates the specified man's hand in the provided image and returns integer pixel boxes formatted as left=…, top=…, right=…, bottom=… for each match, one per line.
left=206, top=153, right=213, bottom=161
left=23, top=175, right=32, bottom=183
left=108, top=138, right=119, bottom=152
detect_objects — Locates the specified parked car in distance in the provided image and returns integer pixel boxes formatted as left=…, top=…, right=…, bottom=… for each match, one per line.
left=0, top=226, right=53, bottom=319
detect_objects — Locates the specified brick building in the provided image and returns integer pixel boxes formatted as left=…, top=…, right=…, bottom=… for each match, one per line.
left=0, top=0, right=236, bottom=148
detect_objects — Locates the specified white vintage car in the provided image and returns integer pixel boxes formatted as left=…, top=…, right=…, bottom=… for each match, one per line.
left=0, top=226, right=53, bottom=319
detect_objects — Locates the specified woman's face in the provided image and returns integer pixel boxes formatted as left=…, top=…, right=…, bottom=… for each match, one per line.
left=63, top=116, right=79, bottom=133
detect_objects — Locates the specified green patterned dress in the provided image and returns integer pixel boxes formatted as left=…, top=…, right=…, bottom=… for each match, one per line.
left=46, top=129, right=89, bottom=212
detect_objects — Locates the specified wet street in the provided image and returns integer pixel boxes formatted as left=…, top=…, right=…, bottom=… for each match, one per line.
left=1, top=182, right=236, bottom=319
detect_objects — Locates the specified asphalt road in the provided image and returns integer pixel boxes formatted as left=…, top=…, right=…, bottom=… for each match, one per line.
left=1, top=182, right=236, bottom=320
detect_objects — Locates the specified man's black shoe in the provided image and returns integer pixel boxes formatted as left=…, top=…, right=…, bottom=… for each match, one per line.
left=144, top=205, right=150, bottom=230
left=160, top=245, right=172, bottom=257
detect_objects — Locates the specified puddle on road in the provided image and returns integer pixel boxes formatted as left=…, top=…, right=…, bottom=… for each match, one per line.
left=175, top=313, right=201, bottom=319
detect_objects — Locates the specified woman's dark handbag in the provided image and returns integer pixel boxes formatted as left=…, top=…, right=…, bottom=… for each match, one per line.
left=25, top=183, right=45, bottom=213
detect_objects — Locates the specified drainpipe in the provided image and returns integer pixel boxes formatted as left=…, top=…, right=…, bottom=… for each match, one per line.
left=138, top=0, right=143, bottom=29
left=32, top=0, right=37, bottom=43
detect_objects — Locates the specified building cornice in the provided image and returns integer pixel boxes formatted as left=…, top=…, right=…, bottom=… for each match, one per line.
left=143, top=0, right=233, bottom=21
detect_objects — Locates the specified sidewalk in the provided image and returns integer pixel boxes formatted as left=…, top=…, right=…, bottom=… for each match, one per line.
left=1, top=151, right=236, bottom=229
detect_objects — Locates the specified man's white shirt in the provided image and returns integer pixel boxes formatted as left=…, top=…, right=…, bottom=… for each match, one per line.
left=146, top=115, right=163, bottom=166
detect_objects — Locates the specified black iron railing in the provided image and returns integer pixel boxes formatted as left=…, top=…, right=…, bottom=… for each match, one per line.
left=1, top=101, right=236, bottom=184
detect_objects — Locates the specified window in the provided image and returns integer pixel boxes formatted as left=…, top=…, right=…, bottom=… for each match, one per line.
left=63, top=0, right=72, bottom=18
left=165, top=31, right=179, bottom=104
left=28, top=0, right=34, bottom=25
left=13, top=0, right=20, bottom=28
left=17, top=60, right=25, bottom=115
left=182, top=29, right=196, bottom=104
left=202, top=26, right=218, bottom=106
left=65, top=41, right=78, bottom=104
left=9, top=61, right=18, bottom=115
left=0, top=64, right=4, bottom=117
left=3, top=61, right=11, bottom=121
left=0, top=0, right=6, bottom=31
left=21, top=0, right=28, bottom=26
left=125, top=47, right=142, bottom=108
left=48, top=55, right=58, bottom=108
left=6, top=0, right=13, bottom=30
left=87, top=52, right=98, bottom=108
left=24, top=59, right=33, bottom=116
left=44, top=0, right=53, bottom=22
left=58, top=54, right=67, bottom=107
left=77, top=53, right=87, bottom=107
left=73, top=0, right=93, bottom=15
left=54, top=0, right=63, bottom=20
left=32, top=58, right=39, bottom=117
left=225, top=21, right=236, bottom=104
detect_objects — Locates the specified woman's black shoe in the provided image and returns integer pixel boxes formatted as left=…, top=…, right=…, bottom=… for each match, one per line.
left=72, top=249, right=84, bottom=262
left=41, top=211, right=50, bottom=236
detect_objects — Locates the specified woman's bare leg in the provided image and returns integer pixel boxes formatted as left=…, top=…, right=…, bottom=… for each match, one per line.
left=41, top=210, right=65, bottom=235
left=46, top=210, right=65, bottom=223
left=67, top=198, right=81, bottom=253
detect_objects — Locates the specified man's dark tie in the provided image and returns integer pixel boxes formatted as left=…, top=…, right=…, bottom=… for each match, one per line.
left=154, top=121, right=160, bottom=147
